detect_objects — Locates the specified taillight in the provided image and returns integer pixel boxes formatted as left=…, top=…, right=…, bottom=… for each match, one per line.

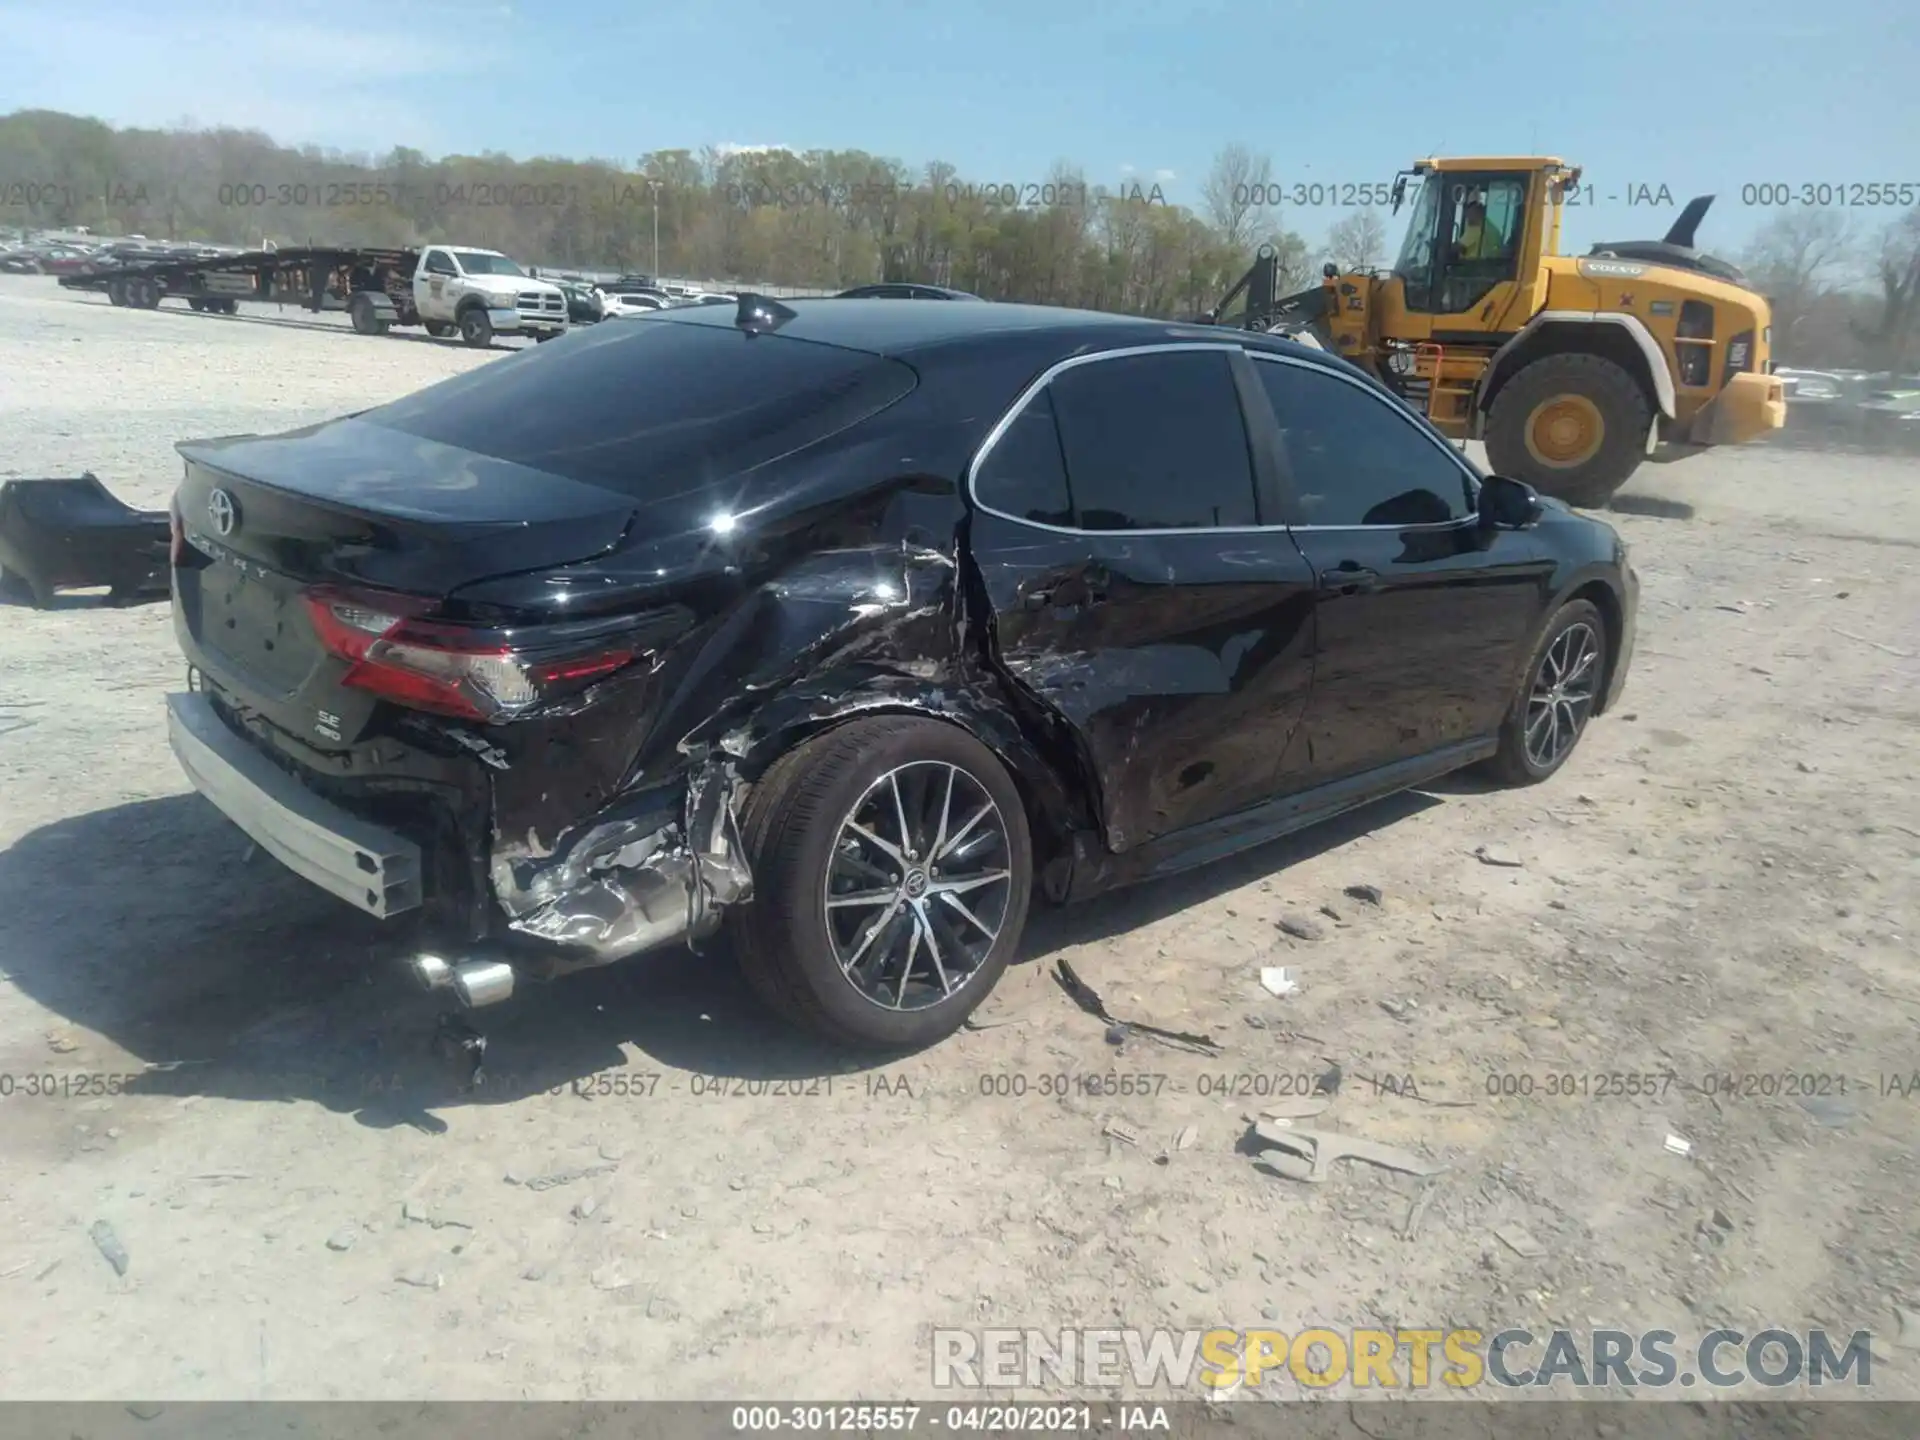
left=302, top=585, right=639, bottom=722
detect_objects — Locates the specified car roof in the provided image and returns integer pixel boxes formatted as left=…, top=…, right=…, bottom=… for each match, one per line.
left=647, top=297, right=1337, bottom=367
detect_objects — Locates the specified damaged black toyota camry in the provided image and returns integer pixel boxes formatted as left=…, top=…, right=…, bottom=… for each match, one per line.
left=164, top=295, right=1637, bottom=1050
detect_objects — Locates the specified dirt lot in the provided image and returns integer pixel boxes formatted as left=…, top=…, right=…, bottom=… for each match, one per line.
left=1, top=273, right=1916, bottom=1404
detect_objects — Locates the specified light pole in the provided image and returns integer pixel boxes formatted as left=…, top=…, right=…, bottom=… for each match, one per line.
left=647, top=180, right=663, bottom=279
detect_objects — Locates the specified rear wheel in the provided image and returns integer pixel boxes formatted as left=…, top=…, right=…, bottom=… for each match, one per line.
left=458, top=307, right=494, bottom=348
left=1484, top=599, right=1608, bottom=785
left=348, top=293, right=388, bottom=336
left=1485, top=353, right=1653, bottom=508
left=106, top=278, right=128, bottom=307
left=731, top=716, right=1033, bottom=1051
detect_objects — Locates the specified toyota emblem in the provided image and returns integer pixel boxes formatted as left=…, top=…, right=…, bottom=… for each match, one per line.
left=207, top=488, right=237, bottom=536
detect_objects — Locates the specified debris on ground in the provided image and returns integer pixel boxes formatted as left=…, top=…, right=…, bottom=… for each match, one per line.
left=1315, top=1061, right=1343, bottom=1096
left=1259, top=966, right=1298, bottom=998
left=521, top=1162, right=619, bottom=1193
left=1251, top=1095, right=1332, bottom=1122
left=1495, top=1223, right=1545, bottom=1259
left=395, top=1270, right=444, bottom=1290
left=1174, top=1126, right=1198, bottom=1151
left=1664, top=1133, right=1693, bottom=1157
left=1276, top=914, right=1327, bottom=942
left=1051, top=960, right=1221, bottom=1055
left=1344, top=884, right=1384, bottom=906
left=1473, top=844, right=1524, bottom=868
left=1797, top=1092, right=1858, bottom=1128
left=1401, top=1184, right=1437, bottom=1241
left=89, top=1221, right=130, bottom=1276
left=47, top=1031, right=80, bottom=1054
left=1249, top=1124, right=1449, bottom=1184
left=573, top=1197, right=598, bottom=1220
left=1102, top=1121, right=1139, bottom=1148
left=1380, top=998, right=1417, bottom=1021
left=325, top=1226, right=357, bottom=1253
left=1893, top=1306, right=1920, bottom=1349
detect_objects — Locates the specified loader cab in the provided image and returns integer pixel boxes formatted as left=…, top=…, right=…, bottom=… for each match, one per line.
left=1394, top=170, right=1528, bottom=316
left=1380, top=159, right=1563, bottom=340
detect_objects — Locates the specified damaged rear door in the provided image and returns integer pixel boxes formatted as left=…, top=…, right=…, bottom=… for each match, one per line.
left=967, top=343, right=1317, bottom=854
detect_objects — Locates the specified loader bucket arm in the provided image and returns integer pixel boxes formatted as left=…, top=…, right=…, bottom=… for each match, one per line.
left=1195, top=243, right=1280, bottom=326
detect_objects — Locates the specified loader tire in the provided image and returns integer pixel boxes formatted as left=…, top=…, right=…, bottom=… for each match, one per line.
left=1485, top=352, right=1652, bottom=509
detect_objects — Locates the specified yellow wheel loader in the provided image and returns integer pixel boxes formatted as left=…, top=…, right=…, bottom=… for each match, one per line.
left=1202, top=157, right=1787, bottom=507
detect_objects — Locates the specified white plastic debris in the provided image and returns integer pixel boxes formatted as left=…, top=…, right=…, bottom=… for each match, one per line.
left=1260, top=966, right=1299, bottom=997
left=1663, top=1133, right=1693, bottom=1157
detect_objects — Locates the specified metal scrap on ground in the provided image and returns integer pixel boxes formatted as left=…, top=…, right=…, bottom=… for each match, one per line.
left=1051, top=960, right=1222, bottom=1055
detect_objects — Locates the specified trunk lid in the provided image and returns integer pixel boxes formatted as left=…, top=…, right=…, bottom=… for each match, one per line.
left=172, top=417, right=636, bottom=747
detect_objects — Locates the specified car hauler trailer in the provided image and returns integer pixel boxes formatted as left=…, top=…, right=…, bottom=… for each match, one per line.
left=58, top=243, right=569, bottom=346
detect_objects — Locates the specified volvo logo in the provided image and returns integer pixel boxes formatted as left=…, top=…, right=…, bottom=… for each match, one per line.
left=207, top=488, right=237, bottom=537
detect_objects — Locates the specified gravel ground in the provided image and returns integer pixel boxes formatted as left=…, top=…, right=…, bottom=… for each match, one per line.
left=1, top=274, right=1916, bottom=1404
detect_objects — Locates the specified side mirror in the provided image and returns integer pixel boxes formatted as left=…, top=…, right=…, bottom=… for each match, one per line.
left=1478, top=474, right=1544, bottom=529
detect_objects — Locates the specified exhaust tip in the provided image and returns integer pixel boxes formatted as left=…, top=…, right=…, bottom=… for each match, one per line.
left=451, top=959, right=515, bottom=1010
left=410, top=953, right=455, bottom=991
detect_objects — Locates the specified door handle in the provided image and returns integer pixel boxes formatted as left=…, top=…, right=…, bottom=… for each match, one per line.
left=1022, top=587, right=1055, bottom=610
left=1318, top=565, right=1380, bottom=595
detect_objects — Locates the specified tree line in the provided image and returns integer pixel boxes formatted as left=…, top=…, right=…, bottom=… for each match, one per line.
left=3, top=107, right=1917, bottom=367
left=0, top=110, right=1334, bottom=318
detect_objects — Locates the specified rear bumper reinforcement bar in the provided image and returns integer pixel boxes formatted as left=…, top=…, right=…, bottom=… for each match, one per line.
left=165, top=690, right=423, bottom=918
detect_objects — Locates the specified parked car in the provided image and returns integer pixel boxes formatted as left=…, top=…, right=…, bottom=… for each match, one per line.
left=162, top=297, right=1637, bottom=1051
left=1, top=244, right=94, bottom=274
left=601, top=290, right=668, bottom=318
left=547, top=277, right=605, bottom=324
left=836, top=282, right=984, bottom=300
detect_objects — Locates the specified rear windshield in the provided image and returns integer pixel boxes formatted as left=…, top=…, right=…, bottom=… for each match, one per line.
left=361, top=318, right=918, bottom=521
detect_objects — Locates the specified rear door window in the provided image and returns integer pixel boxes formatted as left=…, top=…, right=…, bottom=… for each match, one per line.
left=1048, top=350, right=1258, bottom=530
left=974, top=388, right=1074, bottom=526
left=362, top=318, right=918, bottom=520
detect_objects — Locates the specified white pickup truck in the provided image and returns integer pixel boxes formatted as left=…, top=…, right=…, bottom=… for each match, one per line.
left=346, top=244, right=569, bottom=347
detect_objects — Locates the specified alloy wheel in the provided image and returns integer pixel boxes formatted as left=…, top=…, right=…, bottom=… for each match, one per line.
left=822, top=761, right=1013, bottom=1012
left=1525, top=621, right=1601, bottom=769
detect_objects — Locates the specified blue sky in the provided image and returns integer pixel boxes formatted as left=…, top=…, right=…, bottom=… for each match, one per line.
left=2, top=0, right=1916, bottom=256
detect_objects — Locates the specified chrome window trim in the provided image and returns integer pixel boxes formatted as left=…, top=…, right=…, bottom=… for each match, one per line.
left=1245, top=349, right=1482, bottom=532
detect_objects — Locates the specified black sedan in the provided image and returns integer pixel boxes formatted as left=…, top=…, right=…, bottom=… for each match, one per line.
left=161, top=296, right=1637, bottom=1051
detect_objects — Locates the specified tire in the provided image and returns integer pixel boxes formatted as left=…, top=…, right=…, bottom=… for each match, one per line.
left=458, top=306, right=494, bottom=348
left=1483, top=599, right=1608, bottom=786
left=188, top=298, right=206, bottom=313
left=1485, top=353, right=1653, bottom=508
left=348, top=293, right=388, bottom=336
left=107, top=278, right=127, bottom=307
left=424, top=320, right=453, bottom=338
left=730, top=715, right=1034, bottom=1051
